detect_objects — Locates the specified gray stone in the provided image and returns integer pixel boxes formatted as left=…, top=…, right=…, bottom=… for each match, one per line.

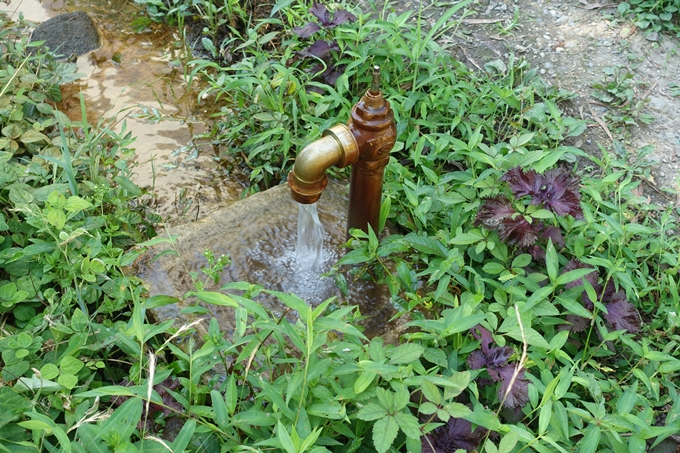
left=646, top=32, right=659, bottom=42
left=30, top=11, right=100, bottom=58
left=648, top=96, right=671, bottom=113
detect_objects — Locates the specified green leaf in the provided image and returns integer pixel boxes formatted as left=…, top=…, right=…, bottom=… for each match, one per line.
left=579, top=425, right=601, bottom=453
left=40, top=363, right=59, bottom=380
left=114, top=175, right=143, bottom=197
left=191, top=291, right=238, bottom=307
left=538, top=399, right=552, bottom=435
left=394, top=412, right=421, bottom=439
left=373, top=416, right=399, bottom=453
left=354, top=371, right=377, bottom=394
left=277, top=421, right=297, bottom=453
left=259, top=379, right=296, bottom=421
left=211, top=390, right=229, bottom=430
left=171, top=419, right=196, bottom=452
left=421, top=379, right=442, bottom=406
left=356, top=402, right=387, bottom=421
left=57, top=374, right=78, bottom=390
left=498, top=431, right=519, bottom=453
left=307, top=403, right=346, bottom=419
left=46, top=208, right=66, bottom=229
left=59, top=356, right=84, bottom=375
left=545, top=239, right=558, bottom=283
left=443, top=402, right=471, bottom=418
left=555, top=268, right=595, bottom=286
left=389, top=343, right=424, bottom=365
left=617, top=381, right=637, bottom=415
left=100, top=398, right=143, bottom=446
left=63, top=196, right=92, bottom=213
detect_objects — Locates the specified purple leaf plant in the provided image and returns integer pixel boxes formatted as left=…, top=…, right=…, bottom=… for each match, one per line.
left=467, top=325, right=529, bottom=410
left=475, top=166, right=581, bottom=258
left=561, top=258, right=641, bottom=333
left=289, top=3, right=357, bottom=87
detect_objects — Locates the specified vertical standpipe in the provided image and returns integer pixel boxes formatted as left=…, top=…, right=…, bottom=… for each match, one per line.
left=287, top=65, right=397, bottom=236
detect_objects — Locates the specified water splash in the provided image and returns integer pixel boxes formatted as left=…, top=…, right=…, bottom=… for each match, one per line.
left=296, top=202, right=326, bottom=271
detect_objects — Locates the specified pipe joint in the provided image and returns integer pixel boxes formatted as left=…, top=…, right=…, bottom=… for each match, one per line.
left=287, top=124, right=358, bottom=205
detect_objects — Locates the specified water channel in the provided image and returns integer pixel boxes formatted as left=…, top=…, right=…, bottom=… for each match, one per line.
left=3, top=0, right=244, bottom=221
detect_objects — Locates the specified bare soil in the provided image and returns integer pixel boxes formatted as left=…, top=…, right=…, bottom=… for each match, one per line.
left=391, top=0, right=680, bottom=203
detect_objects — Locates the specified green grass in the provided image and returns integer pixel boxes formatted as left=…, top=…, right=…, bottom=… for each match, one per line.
left=2, top=1, right=680, bottom=452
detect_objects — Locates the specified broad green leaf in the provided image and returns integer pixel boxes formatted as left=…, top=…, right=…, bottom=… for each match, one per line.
left=356, top=402, right=387, bottom=421
left=421, top=379, right=442, bottom=406
left=171, top=419, right=196, bottom=452
left=100, top=398, right=143, bottom=446
left=617, top=381, right=638, bottom=415
left=389, top=343, right=424, bottom=365
left=579, top=425, right=601, bottom=453
left=59, top=356, right=84, bottom=375
left=211, top=390, right=229, bottom=430
left=394, top=412, right=421, bottom=439
left=557, top=296, right=593, bottom=319
left=498, top=431, right=519, bottom=453
left=373, top=416, right=399, bottom=453
left=538, top=399, right=552, bottom=435
left=63, top=196, right=92, bottom=213
left=556, top=268, right=596, bottom=286
left=268, top=290, right=310, bottom=318
left=444, top=402, right=471, bottom=418
left=354, top=371, right=377, bottom=394
left=260, top=380, right=296, bottom=421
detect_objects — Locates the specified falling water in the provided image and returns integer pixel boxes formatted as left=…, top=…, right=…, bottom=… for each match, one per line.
left=296, top=202, right=326, bottom=271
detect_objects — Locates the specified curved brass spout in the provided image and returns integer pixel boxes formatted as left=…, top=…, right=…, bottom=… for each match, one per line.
left=288, top=66, right=397, bottom=235
left=287, top=124, right=359, bottom=204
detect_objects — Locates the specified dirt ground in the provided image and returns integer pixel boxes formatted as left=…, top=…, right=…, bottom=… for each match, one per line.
left=391, top=0, right=680, bottom=202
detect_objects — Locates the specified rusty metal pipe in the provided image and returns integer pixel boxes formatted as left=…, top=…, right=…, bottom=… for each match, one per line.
left=288, top=66, right=397, bottom=235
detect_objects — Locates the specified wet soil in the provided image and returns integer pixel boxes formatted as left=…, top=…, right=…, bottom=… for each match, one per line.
left=393, top=0, right=680, bottom=202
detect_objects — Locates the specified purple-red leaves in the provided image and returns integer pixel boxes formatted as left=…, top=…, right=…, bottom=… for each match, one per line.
left=501, top=166, right=583, bottom=218
left=476, top=166, right=582, bottom=249
left=422, top=418, right=486, bottom=453
left=604, top=291, right=641, bottom=333
left=467, top=326, right=528, bottom=410
left=474, top=196, right=538, bottom=247
left=292, top=22, right=321, bottom=38
left=293, top=3, right=357, bottom=37
left=560, top=259, right=641, bottom=334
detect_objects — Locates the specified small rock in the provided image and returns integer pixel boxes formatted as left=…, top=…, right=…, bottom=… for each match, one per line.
left=540, top=68, right=546, bottom=75
left=544, top=62, right=554, bottom=69
left=556, top=47, right=564, bottom=52
left=646, top=32, right=659, bottom=42
left=649, top=96, right=671, bottom=113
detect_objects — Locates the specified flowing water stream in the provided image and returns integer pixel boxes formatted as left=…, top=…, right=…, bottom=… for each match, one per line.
left=296, top=202, right=326, bottom=272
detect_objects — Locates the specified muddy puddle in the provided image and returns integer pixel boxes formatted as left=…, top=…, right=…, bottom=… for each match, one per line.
left=2, top=0, right=244, bottom=222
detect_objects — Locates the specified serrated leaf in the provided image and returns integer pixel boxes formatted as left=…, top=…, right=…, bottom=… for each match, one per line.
left=356, top=402, right=387, bottom=421
left=394, top=412, right=421, bottom=439
left=389, top=343, right=424, bottom=365
left=373, top=416, right=399, bottom=453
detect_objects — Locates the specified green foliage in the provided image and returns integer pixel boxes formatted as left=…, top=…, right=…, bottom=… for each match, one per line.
left=617, top=0, right=680, bottom=36
left=591, top=66, right=654, bottom=130
left=3, top=1, right=680, bottom=452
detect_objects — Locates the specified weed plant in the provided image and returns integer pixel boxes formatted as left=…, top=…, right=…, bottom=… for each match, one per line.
left=2, top=1, right=680, bottom=453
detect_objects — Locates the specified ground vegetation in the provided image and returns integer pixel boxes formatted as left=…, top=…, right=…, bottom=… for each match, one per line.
left=1, top=0, right=680, bottom=452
